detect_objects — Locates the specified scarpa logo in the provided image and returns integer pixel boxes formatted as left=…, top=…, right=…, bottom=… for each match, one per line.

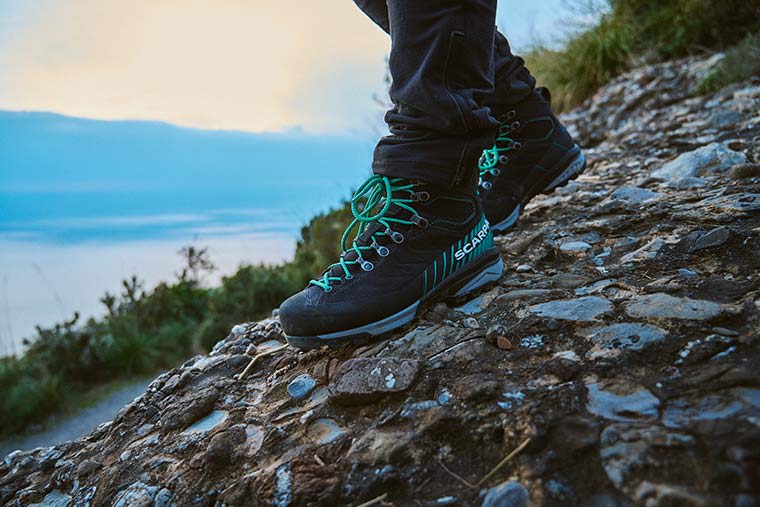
left=454, top=220, right=490, bottom=261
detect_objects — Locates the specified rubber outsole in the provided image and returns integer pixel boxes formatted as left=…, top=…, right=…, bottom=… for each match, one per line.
left=285, top=249, right=504, bottom=350
left=491, top=147, right=587, bottom=234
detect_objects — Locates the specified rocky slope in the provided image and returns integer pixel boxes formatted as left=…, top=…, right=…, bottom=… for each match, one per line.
left=3, top=55, right=760, bottom=507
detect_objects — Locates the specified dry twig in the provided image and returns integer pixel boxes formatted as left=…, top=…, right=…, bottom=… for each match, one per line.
left=355, top=492, right=389, bottom=507
left=237, top=343, right=289, bottom=380
left=476, top=437, right=531, bottom=487
left=438, top=460, right=477, bottom=489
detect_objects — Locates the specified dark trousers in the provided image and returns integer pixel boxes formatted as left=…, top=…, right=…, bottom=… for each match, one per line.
left=354, top=0, right=537, bottom=187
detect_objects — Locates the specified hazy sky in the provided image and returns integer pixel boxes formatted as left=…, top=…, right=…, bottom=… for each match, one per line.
left=0, top=0, right=577, bottom=133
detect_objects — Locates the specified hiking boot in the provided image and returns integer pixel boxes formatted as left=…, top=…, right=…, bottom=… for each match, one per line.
left=279, top=174, right=503, bottom=350
left=479, top=88, right=586, bottom=233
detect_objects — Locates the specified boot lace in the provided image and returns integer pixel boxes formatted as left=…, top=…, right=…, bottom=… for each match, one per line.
left=478, top=111, right=523, bottom=191
left=310, top=175, right=429, bottom=292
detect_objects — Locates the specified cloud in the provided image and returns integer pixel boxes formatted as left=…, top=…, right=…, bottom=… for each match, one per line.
left=0, top=0, right=389, bottom=133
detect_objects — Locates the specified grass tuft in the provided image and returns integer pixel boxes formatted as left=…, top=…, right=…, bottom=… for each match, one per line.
left=527, top=0, right=760, bottom=110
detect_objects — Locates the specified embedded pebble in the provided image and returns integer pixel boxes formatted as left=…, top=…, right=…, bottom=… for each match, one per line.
left=287, top=374, right=317, bottom=399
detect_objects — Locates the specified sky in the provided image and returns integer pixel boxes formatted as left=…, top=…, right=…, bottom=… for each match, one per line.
left=0, top=0, right=578, bottom=134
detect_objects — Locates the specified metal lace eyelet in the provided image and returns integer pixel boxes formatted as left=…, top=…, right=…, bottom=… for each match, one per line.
left=492, top=168, right=501, bottom=176
left=360, top=259, right=374, bottom=271
left=411, top=215, right=429, bottom=228
left=324, top=286, right=333, bottom=293
left=391, top=231, right=405, bottom=243
left=482, top=181, right=493, bottom=190
left=413, top=191, right=430, bottom=202
left=507, top=110, right=516, bottom=119
left=513, top=141, right=523, bottom=150
left=511, top=121, right=521, bottom=130
left=499, top=155, right=509, bottom=164
left=372, top=240, right=390, bottom=257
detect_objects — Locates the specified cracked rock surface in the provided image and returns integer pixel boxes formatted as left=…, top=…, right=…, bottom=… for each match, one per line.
left=2, top=55, right=760, bottom=507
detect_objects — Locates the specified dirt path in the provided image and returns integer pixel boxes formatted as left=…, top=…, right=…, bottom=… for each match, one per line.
left=0, top=378, right=152, bottom=458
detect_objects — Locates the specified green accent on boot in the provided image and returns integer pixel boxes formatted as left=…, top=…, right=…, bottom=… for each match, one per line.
left=422, top=215, right=494, bottom=296
left=310, top=175, right=423, bottom=292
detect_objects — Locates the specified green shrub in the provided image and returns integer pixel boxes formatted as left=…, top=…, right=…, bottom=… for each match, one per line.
left=0, top=200, right=353, bottom=436
left=697, top=32, right=760, bottom=94
left=528, top=0, right=760, bottom=110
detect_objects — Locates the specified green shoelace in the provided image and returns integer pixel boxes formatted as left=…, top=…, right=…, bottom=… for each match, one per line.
left=478, top=117, right=522, bottom=187
left=310, top=175, right=426, bottom=292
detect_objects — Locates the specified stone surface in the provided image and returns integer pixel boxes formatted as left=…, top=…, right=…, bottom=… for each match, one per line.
left=481, top=481, right=529, bottom=507
left=329, top=357, right=420, bottom=403
left=560, top=241, right=593, bottom=252
left=687, top=226, right=731, bottom=252
left=287, top=374, right=316, bottom=399
left=651, top=142, right=747, bottom=181
left=586, top=323, right=668, bottom=359
left=626, top=293, right=726, bottom=321
left=530, top=296, right=613, bottom=321
left=586, top=378, right=660, bottom=421
left=608, top=186, right=660, bottom=204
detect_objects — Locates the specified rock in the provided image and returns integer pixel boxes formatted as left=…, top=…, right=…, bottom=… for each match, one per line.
left=463, top=317, right=481, bottom=329
left=496, top=336, right=513, bottom=350
left=662, top=387, right=760, bottom=429
left=585, top=323, right=668, bottom=359
left=181, top=409, right=228, bottom=434
left=346, top=429, right=415, bottom=465
left=651, top=142, right=747, bottom=181
left=455, top=289, right=499, bottom=315
left=633, top=481, right=706, bottom=507
left=560, top=241, right=593, bottom=252
left=230, top=324, right=248, bottom=335
left=600, top=424, right=696, bottom=494
left=687, top=226, right=730, bottom=252
left=608, top=186, right=660, bottom=204
left=113, top=481, right=158, bottom=507
left=481, top=481, right=529, bottom=507
left=549, top=415, right=600, bottom=456
left=452, top=374, right=501, bottom=402
left=550, top=273, right=591, bottom=289
left=287, top=374, right=317, bottom=400
left=28, top=491, right=71, bottom=507
left=161, top=386, right=219, bottom=431
left=586, top=377, right=660, bottom=421
left=485, top=324, right=507, bottom=343
left=575, top=278, right=616, bottom=296
left=697, top=192, right=760, bottom=213
left=729, top=163, right=760, bottom=179
left=306, top=418, right=346, bottom=445
left=626, top=293, right=726, bottom=321
left=530, top=296, right=613, bottom=322
left=206, top=427, right=245, bottom=466
left=619, top=237, right=664, bottom=264
left=154, top=489, right=173, bottom=507
left=496, top=288, right=558, bottom=302
left=329, top=357, right=420, bottom=404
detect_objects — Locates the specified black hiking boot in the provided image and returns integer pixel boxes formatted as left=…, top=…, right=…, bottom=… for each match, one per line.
left=479, top=88, right=586, bottom=233
left=279, top=174, right=503, bottom=350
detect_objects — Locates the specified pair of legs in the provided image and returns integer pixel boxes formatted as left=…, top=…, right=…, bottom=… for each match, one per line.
left=354, top=0, right=536, bottom=187
left=279, top=1, right=585, bottom=349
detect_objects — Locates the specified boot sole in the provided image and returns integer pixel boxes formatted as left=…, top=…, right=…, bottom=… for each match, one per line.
left=491, top=146, right=586, bottom=233
left=285, top=248, right=504, bottom=350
